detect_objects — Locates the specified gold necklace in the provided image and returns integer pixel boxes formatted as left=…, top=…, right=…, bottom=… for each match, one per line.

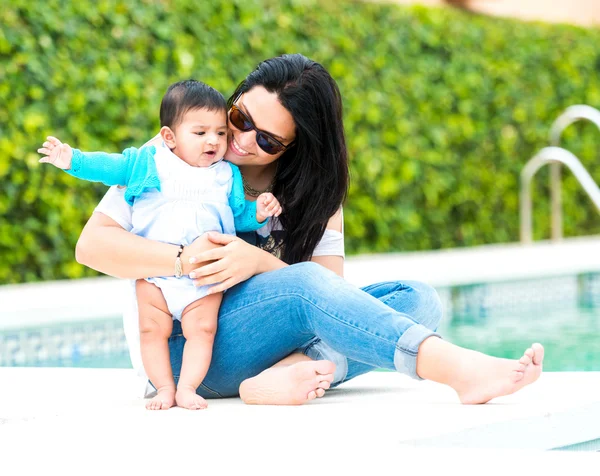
left=242, top=174, right=274, bottom=197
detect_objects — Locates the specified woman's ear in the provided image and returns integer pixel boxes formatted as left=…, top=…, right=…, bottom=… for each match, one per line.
left=160, top=126, right=176, bottom=149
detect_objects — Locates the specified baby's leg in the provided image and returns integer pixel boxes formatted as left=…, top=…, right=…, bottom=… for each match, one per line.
left=176, top=292, right=222, bottom=410
left=136, top=280, right=175, bottom=410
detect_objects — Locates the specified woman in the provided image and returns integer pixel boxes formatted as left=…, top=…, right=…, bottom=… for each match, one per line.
left=76, top=54, right=544, bottom=406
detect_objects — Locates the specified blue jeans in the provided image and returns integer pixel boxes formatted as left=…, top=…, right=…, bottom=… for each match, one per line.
left=168, top=262, right=443, bottom=398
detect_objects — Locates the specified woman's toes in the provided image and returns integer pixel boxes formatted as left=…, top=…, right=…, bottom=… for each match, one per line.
left=317, top=373, right=334, bottom=385
left=314, top=360, right=336, bottom=376
left=519, top=353, right=532, bottom=365
left=511, top=369, right=525, bottom=382
left=532, top=343, right=545, bottom=365
left=317, top=380, right=331, bottom=390
left=307, top=390, right=317, bottom=400
left=525, top=347, right=535, bottom=359
left=315, top=388, right=325, bottom=398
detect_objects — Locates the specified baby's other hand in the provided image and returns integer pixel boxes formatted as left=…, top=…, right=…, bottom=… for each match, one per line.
left=38, top=136, right=73, bottom=170
left=256, top=192, right=282, bottom=223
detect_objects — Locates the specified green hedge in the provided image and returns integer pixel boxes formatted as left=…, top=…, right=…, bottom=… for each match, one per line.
left=2, top=0, right=600, bottom=283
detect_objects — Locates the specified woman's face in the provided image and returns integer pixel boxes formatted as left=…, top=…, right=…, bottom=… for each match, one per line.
left=224, top=86, right=296, bottom=168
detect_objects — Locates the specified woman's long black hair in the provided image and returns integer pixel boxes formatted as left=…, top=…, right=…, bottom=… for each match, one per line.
left=229, top=54, right=349, bottom=264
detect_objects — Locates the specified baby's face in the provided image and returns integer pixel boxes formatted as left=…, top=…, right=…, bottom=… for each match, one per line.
left=171, top=108, right=228, bottom=167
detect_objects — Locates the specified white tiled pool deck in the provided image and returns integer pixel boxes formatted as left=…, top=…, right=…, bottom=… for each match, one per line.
left=1, top=369, right=599, bottom=474
left=1, top=237, right=600, bottom=473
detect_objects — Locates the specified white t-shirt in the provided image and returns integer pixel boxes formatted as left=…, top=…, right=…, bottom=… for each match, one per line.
left=95, top=186, right=345, bottom=381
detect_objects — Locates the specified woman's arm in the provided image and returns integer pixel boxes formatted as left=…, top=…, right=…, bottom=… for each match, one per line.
left=76, top=212, right=216, bottom=279
left=192, top=207, right=345, bottom=292
left=311, top=255, right=343, bottom=277
left=311, top=208, right=344, bottom=277
left=189, top=233, right=288, bottom=294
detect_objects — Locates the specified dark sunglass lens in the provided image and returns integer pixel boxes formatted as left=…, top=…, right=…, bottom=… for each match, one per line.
left=231, top=106, right=286, bottom=155
left=257, top=133, right=283, bottom=155
left=231, top=108, right=252, bottom=131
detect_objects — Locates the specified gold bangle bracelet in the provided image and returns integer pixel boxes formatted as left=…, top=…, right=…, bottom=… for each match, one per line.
left=175, top=244, right=184, bottom=278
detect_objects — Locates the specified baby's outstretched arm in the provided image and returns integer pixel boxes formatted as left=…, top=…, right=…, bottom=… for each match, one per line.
left=256, top=192, right=282, bottom=223
left=37, top=140, right=155, bottom=191
left=38, top=136, right=73, bottom=170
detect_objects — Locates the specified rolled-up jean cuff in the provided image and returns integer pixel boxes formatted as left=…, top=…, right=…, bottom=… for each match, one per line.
left=303, top=340, right=348, bottom=385
left=394, top=324, right=441, bottom=380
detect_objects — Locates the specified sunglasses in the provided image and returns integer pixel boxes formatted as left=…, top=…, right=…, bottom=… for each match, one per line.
left=229, top=104, right=295, bottom=155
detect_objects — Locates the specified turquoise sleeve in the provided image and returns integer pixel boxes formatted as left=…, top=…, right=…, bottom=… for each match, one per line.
left=66, top=148, right=133, bottom=186
left=65, top=146, right=160, bottom=205
left=227, top=162, right=268, bottom=232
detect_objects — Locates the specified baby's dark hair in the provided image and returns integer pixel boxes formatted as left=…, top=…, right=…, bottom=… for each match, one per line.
left=159, top=79, right=226, bottom=128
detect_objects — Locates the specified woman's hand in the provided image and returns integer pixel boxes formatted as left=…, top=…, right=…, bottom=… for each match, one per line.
left=181, top=233, right=223, bottom=276
left=187, top=232, right=267, bottom=294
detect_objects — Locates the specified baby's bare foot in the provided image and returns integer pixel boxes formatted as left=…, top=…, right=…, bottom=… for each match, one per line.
left=239, top=360, right=336, bottom=405
left=455, top=343, right=544, bottom=404
left=176, top=385, right=208, bottom=410
left=146, top=386, right=176, bottom=410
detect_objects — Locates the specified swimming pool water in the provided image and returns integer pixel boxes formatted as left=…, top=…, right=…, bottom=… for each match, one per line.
left=1, top=302, right=599, bottom=371
left=440, top=304, right=600, bottom=372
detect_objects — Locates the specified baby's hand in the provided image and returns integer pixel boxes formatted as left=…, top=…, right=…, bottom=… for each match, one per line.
left=256, top=192, right=282, bottom=223
left=38, top=136, right=73, bottom=170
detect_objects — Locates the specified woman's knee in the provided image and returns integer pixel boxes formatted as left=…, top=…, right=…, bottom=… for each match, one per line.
left=281, top=262, right=339, bottom=292
left=253, top=262, right=341, bottom=320
left=375, top=280, right=443, bottom=331
left=405, top=281, right=443, bottom=330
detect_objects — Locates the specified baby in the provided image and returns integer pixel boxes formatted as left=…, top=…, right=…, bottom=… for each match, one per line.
left=38, top=80, right=281, bottom=410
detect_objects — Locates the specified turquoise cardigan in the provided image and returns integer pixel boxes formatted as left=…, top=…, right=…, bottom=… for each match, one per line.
left=66, top=145, right=264, bottom=232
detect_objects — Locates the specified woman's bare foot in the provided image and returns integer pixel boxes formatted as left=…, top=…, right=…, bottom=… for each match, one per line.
left=175, top=384, right=208, bottom=410
left=146, top=386, right=176, bottom=410
left=453, top=343, right=544, bottom=404
left=239, top=360, right=336, bottom=405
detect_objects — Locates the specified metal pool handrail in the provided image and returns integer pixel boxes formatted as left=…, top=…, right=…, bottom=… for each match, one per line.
left=549, top=105, right=600, bottom=145
left=520, top=147, right=600, bottom=243
left=547, top=105, right=600, bottom=241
